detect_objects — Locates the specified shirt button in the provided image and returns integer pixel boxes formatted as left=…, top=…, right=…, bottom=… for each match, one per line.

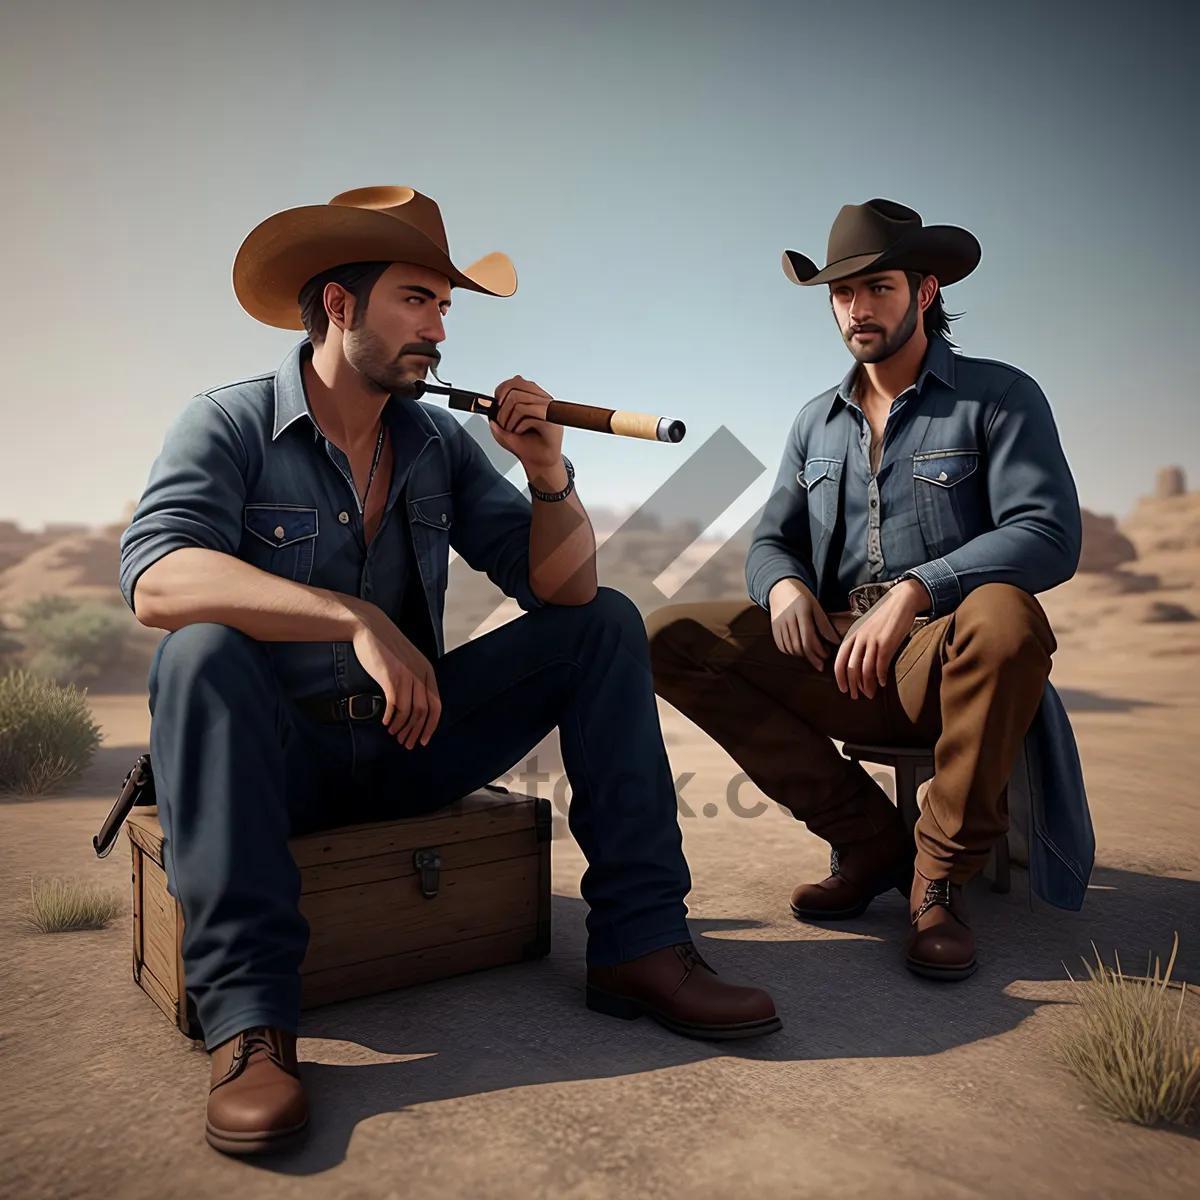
left=274, top=525, right=285, bottom=539
left=338, top=511, right=350, bottom=524
left=441, top=513, right=447, bottom=524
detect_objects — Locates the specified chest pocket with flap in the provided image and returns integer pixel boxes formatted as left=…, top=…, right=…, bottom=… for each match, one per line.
left=798, top=458, right=842, bottom=532
left=408, top=493, right=453, bottom=532
left=911, top=450, right=983, bottom=551
left=913, top=450, right=979, bottom=488
left=242, top=504, right=319, bottom=585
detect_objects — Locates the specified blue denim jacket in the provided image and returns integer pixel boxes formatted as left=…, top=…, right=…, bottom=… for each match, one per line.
left=119, top=339, right=544, bottom=701
left=745, top=334, right=1094, bottom=910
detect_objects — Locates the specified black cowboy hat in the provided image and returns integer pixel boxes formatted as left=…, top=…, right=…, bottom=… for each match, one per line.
left=782, top=198, right=981, bottom=288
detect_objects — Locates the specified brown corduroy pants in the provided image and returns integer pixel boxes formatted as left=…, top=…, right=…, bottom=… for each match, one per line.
left=644, top=583, right=1056, bottom=884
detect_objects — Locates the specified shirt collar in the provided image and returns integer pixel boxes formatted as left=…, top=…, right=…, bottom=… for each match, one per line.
left=272, top=339, right=319, bottom=441
left=826, top=332, right=957, bottom=422
left=272, top=338, right=444, bottom=447
left=919, top=331, right=957, bottom=392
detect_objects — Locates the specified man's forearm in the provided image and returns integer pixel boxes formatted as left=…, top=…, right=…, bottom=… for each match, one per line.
left=905, top=518, right=1081, bottom=617
left=525, top=460, right=598, bottom=605
left=131, top=547, right=370, bottom=640
left=746, top=547, right=820, bottom=611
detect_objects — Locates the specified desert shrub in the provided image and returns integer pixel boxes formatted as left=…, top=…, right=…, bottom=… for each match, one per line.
left=0, top=669, right=103, bottom=795
left=16, top=594, right=80, bottom=623
left=22, top=874, right=124, bottom=932
left=20, top=597, right=134, bottom=685
left=1058, top=933, right=1200, bottom=1126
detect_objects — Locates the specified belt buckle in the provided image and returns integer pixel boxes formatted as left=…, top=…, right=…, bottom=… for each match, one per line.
left=346, top=694, right=381, bottom=721
left=848, top=581, right=895, bottom=616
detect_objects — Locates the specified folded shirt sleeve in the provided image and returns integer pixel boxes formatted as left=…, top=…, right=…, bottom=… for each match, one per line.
left=118, top=395, right=250, bottom=612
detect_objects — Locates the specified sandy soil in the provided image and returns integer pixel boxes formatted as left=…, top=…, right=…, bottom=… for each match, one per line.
left=2, top=591, right=1200, bottom=1199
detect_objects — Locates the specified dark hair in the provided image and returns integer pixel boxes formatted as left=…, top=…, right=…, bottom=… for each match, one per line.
left=297, top=261, right=392, bottom=344
left=905, top=270, right=962, bottom=345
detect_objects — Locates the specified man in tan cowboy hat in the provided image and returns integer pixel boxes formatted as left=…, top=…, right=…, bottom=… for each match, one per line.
left=646, top=198, right=1091, bottom=980
left=120, top=186, right=779, bottom=1156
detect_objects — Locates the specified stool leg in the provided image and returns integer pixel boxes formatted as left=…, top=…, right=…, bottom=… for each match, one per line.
left=895, top=763, right=920, bottom=832
left=991, top=835, right=1011, bottom=894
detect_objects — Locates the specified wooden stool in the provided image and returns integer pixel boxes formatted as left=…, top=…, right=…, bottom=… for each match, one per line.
left=840, top=743, right=1010, bottom=893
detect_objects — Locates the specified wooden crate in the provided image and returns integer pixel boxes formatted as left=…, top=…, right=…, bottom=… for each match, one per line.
left=127, top=787, right=552, bottom=1039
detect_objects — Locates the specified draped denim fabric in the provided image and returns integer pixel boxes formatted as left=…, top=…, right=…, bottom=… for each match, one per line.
left=745, top=334, right=1094, bottom=910
left=120, top=339, right=544, bottom=702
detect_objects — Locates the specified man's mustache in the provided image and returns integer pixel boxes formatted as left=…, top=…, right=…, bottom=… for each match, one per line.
left=398, top=342, right=441, bottom=362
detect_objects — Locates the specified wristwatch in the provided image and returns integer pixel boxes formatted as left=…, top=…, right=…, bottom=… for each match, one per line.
left=530, top=455, right=575, bottom=502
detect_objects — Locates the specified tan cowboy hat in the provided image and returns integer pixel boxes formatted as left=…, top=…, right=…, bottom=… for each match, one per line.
left=782, top=198, right=981, bottom=288
left=233, top=185, right=517, bottom=329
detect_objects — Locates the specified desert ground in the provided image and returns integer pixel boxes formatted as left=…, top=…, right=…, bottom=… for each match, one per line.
left=1, top=480, right=1199, bottom=1198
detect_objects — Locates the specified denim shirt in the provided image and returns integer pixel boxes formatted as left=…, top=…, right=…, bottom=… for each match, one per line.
left=745, top=334, right=1095, bottom=910
left=119, top=339, right=544, bottom=701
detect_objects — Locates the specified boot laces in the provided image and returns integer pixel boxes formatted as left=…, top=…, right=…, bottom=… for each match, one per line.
left=233, top=1028, right=288, bottom=1073
left=674, top=942, right=716, bottom=977
left=912, top=878, right=953, bottom=923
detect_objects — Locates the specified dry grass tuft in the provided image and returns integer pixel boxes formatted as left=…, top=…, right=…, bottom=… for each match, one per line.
left=1058, top=932, right=1200, bottom=1126
left=22, top=874, right=124, bottom=933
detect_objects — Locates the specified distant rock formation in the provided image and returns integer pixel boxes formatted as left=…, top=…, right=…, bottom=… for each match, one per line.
left=0, top=522, right=53, bottom=575
left=1122, top=489, right=1200, bottom=556
left=1078, top=510, right=1137, bottom=572
left=0, top=526, right=125, bottom=611
left=1155, top=466, right=1187, bottom=499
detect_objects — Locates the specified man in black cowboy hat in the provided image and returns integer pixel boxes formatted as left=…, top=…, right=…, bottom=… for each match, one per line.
left=646, top=199, right=1090, bottom=980
left=120, top=186, right=780, bottom=1156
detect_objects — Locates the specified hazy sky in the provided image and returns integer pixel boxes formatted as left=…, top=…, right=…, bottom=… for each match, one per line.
left=2, top=0, right=1196, bottom=536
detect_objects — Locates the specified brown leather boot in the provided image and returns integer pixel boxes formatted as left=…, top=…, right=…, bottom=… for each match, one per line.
left=586, top=942, right=781, bottom=1040
left=790, top=824, right=915, bottom=921
left=205, top=1027, right=309, bottom=1156
left=907, top=874, right=977, bottom=981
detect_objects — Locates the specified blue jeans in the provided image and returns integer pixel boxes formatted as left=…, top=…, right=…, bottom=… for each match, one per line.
left=147, top=587, right=692, bottom=1049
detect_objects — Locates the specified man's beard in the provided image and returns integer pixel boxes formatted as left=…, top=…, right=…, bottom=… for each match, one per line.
left=843, top=286, right=920, bottom=363
left=343, top=324, right=440, bottom=399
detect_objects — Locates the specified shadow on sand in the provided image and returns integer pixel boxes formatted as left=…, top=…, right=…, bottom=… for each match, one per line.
left=245, top=866, right=1200, bottom=1176
left=1055, top=688, right=1161, bottom=714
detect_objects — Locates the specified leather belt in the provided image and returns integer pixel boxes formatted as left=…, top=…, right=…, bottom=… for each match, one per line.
left=297, top=693, right=387, bottom=723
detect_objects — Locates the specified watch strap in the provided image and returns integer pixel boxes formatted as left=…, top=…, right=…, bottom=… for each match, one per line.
left=530, top=456, right=575, bottom=502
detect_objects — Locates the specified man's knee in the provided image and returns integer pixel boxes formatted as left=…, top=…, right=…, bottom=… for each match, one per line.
left=586, top=585, right=644, bottom=629
left=554, top=586, right=656, bottom=665
left=154, top=622, right=267, bottom=690
left=646, top=600, right=758, bottom=670
left=644, top=603, right=689, bottom=658
left=644, top=604, right=723, bottom=678
left=955, top=585, right=1056, bottom=663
